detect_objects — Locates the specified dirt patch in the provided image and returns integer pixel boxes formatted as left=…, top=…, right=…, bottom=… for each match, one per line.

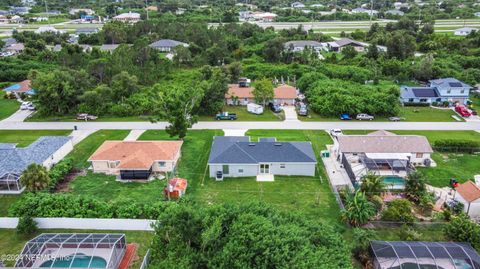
left=55, top=169, right=87, bottom=192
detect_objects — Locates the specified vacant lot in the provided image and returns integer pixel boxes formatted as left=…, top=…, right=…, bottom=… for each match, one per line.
left=198, top=105, right=284, bottom=121
left=0, top=130, right=71, bottom=147
left=300, top=106, right=459, bottom=122
left=0, top=229, right=152, bottom=267
left=0, top=95, right=19, bottom=121
left=343, top=130, right=480, bottom=187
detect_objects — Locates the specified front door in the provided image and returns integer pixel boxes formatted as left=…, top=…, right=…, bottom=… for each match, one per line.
left=259, top=164, right=270, bottom=174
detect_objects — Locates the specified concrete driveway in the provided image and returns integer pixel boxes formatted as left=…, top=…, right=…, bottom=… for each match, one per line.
left=2, top=109, right=34, bottom=122
left=282, top=106, right=298, bottom=121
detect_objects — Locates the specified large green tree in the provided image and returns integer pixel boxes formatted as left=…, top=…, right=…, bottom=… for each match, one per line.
left=360, top=173, right=384, bottom=198
left=444, top=214, right=480, bottom=250
left=252, top=78, right=274, bottom=107
left=150, top=202, right=353, bottom=269
left=342, top=191, right=376, bottom=227
left=152, top=83, right=203, bottom=138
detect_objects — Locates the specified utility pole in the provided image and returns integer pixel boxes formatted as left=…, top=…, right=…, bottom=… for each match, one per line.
left=44, top=0, right=48, bottom=14
left=369, top=0, right=374, bottom=26
left=145, top=0, right=149, bottom=21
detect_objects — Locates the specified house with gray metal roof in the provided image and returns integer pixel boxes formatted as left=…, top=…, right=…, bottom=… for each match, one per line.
left=208, top=136, right=317, bottom=181
left=326, top=38, right=367, bottom=52
left=0, top=136, right=73, bottom=194
left=400, top=78, right=471, bottom=105
left=284, top=40, right=324, bottom=52
left=149, top=39, right=188, bottom=52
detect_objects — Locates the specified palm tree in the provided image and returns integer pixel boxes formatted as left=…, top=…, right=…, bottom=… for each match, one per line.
left=341, top=191, right=376, bottom=227
left=405, top=171, right=427, bottom=203
left=20, top=164, right=50, bottom=192
left=360, top=173, right=384, bottom=198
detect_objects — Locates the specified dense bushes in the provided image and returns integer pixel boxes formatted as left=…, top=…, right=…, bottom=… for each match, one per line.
left=444, top=214, right=480, bottom=251
left=306, top=79, right=400, bottom=117
left=381, top=199, right=415, bottom=224
left=8, top=192, right=172, bottom=219
left=433, top=139, right=480, bottom=153
left=48, top=158, right=73, bottom=190
left=150, top=202, right=353, bottom=268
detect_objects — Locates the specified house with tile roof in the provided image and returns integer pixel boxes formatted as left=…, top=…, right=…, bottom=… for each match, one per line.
left=0, top=136, right=73, bottom=194
left=455, top=181, right=480, bottom=218
left=88, top=141, right=183, bottom=181
left=333, top=130, right=433, bottom=186
left=400, top=78, right=471, bottom=105
left=208, top=136, right=317, bottom=180
left=225, top=81, right=297, bottom=106
left=3, top=80, right=35, bottom=97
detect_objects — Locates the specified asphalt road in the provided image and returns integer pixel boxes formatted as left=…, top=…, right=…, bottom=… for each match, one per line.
left=0, top=120, right=479, bottom=131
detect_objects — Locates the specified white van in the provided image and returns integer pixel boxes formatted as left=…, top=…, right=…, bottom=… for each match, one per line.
left=247, top=103, right=264, bottom=115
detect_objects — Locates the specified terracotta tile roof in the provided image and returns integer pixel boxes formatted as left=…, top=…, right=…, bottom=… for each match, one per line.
left=226, top=84, right=254, bottom=98
left=456, top=181, right=480, bottom=203
left=88, top=141, right=183, bottom=169
left=274, top=84, right=297, bottom=99
left=226, top=84, right=297, bottom=99
left=337, top=133, right=433, bottom=154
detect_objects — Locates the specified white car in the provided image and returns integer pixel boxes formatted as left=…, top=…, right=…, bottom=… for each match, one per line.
left=20, top=102, right=35, bottom=110
left=330, top=129, right=343, bottom=137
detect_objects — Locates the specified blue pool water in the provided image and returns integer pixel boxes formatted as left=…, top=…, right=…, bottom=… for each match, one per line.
left=383, top=176, right=406, bottom=189
left=40, top=254, right=107, bottom=268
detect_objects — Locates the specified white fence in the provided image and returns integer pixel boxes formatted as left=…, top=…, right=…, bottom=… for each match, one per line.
left=0, top=217, right=156, bottom=231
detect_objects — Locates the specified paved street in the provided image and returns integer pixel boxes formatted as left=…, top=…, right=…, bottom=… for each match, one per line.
left=0, top=120, right=479, bottom=131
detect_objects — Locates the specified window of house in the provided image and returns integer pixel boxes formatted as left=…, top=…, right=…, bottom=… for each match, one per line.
left=416, top=153, right=423, bottom=158
left=158, top=161, right=166, bottom=167
left=447, top=90, right=451, bottom=94
left=461, top=90, right=465, bottom=94
left=420, top=99, right=427, bottom=102
left=108, top=161, right=117, bottom=168
left=408, top=98, right=414, bottom=102
left=222, top=165, right=229, bottom=174
left=238, top=169, right=244, bottom=174
left=280, top=164, right=286, bottom=168
left=244, top=98, right=248, bottom=101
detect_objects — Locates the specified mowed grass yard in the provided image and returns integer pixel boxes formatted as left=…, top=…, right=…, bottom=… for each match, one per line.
left=0, top=229, right=152, bottom=267
left=198, top=105, right=285, bottom=121
left=300, top=106, right=460, bottom=122
left=68, top=129, right=341, bottom=224
left=343, top=130, right=480, bottom=187
left=0, top=95, right=20, bottom=121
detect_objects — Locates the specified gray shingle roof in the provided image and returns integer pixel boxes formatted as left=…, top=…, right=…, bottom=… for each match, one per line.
left=149, top=39, right=188, bottom=49
left=208, top=136, right=317, bottom=164
left=284, top=40, right=322, bottom=48
left=429, top=78, right=471, bottom=89
left=0, top=136, right=71, bottom=178
left=333, top=38, right=365, bottom=47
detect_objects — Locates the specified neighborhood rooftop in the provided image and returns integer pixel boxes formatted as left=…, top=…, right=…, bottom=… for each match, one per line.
left=208, top=136, right=317, bottom=164
left=88, top=141, right=183, bottom=169
left=0, top=136, right=72, bottom=177
left=149, top=39, right=187, bottom=48
left=336, top=131, right=433, bottom=154
left=456, top=181, right=480, bottom=203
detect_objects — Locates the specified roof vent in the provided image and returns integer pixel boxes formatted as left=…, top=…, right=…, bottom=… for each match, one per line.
left=274, top=143, right=282, bottom=146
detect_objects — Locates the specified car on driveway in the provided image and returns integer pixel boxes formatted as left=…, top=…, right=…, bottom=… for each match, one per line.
left=356, top=113, right=374, bottom=120
left=330, top=129, right=343, bottom=137
left=455, top=105, right=471, bottom=117
left=268, top=103, right=282, bottom=113
left=340, top=114, right=351, bottom=120
left=296, top=102, right=308, bottom=116
left=20, top=102, right=35, bottom=110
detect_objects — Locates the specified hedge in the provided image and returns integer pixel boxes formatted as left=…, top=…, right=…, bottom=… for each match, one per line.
left=8, top=192, right=174, bottom=219
left=402, top=102, right=431, bottom=107
left=48, top=158, right=74, bottom=191
left=433, top=139, right=480, bottom=153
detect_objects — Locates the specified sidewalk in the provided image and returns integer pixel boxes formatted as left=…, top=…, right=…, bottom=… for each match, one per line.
left=124, top=129, right=146, bottom=141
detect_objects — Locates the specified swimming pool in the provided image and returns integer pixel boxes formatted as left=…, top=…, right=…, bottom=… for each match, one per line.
left=383, top=176, right=406, bottom=189
left=40, top=253, right=107, bottom=268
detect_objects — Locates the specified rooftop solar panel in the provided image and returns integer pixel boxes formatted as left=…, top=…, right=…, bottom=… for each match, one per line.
left=412, top=88, right=438, bottom=97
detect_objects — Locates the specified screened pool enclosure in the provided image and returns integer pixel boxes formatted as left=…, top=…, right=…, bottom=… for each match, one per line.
left=0, top=173, right=24, bottom=193
left=371, top=241, right=480, bottom=269
left=15, top=233, right=126, bottom=269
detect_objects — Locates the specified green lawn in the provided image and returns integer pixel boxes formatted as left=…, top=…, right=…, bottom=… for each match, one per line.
left=198, top=105, right=285, bottom=121
left=27, top=114, right=152, bottom=122
left=67, top=130, right=222, bottom=204
left=65, top=130, right=130, bottom=168
left=0, top=95, right=20, bottom=121
left=191, top=129, right=341, bottom=224
left=0, top=130, right=72, bottom=147
left=300, top=106, right=459, bottom=122
left=0, top=195, right=19, bottom=216
left=0, top=229, right=152, bottom=267
left=342, top=130, right=480, bottom=187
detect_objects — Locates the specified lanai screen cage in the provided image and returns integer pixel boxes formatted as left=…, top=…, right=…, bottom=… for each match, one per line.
left=15, top=233, right=126, bottom=269
left=0, top=173, right=23, bottom=193
left=371, top=241, right=480, bottom=269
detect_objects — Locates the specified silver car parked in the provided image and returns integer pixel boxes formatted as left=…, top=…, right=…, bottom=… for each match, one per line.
left=356, top=113, right=374, bottom=120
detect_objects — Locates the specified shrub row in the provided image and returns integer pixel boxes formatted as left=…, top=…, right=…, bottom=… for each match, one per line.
left=402, top=102, right=431, bottom=107
left=433, top=139, right=480, bottom=153
left=48, top=158, right=74, bottom=190
left=9, top=192, right=173, bottom=219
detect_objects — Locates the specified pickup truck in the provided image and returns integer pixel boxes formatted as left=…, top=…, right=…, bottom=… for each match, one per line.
left=215, top=112, right=237, bottom=120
